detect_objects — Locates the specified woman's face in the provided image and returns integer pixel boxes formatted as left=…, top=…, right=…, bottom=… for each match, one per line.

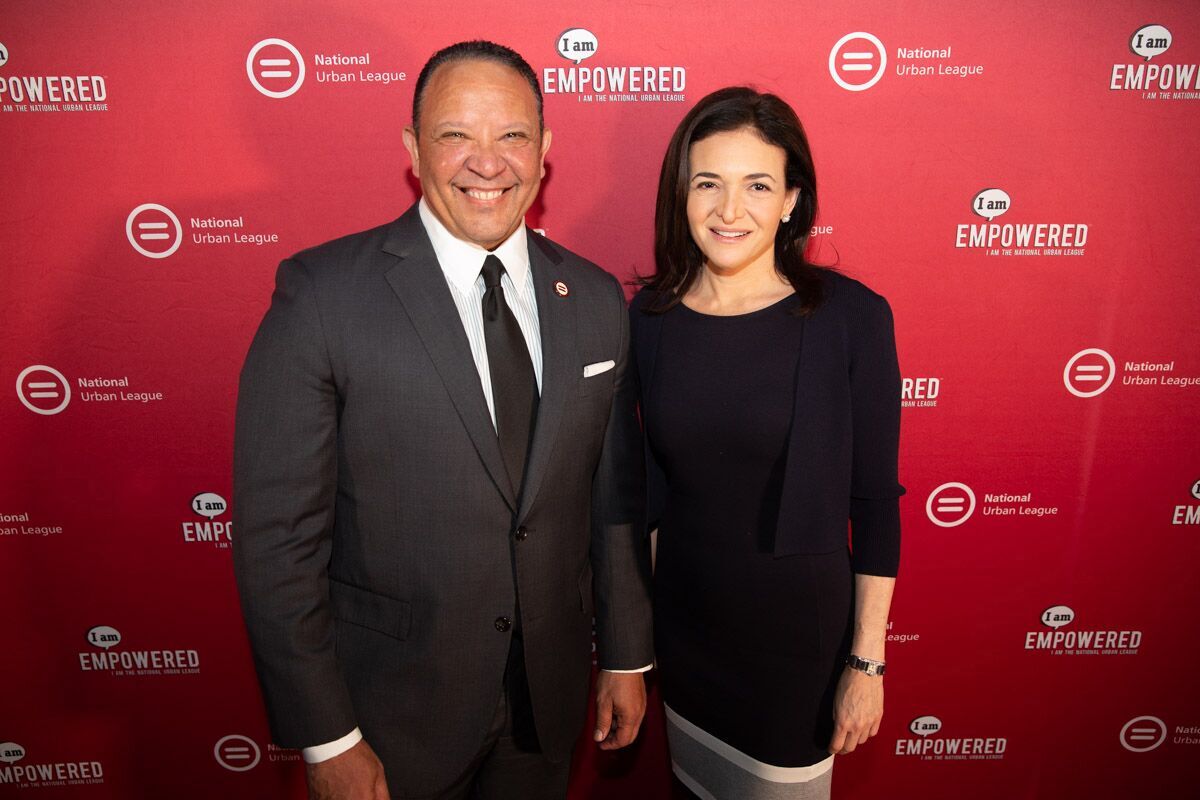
left=686, top=128, right=799, bottom=277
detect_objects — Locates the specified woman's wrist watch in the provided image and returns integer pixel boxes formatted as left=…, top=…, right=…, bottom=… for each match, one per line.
left=846, top=654, right=886, bottom=676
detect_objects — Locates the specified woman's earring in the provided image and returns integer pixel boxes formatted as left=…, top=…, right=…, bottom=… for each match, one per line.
left=781, top=214, right=791, bottom=223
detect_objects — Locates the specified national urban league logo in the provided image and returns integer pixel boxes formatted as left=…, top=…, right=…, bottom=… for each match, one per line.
left=246, top=38, right=305, bottom=98
left=925, top=482, right=976, bottom=527
left=126, top=203, right=182, bottom=258
left=0, top=42, right=9, bottom=68
left=1063, top=348, right=1116, bottom=398
left=829, top=32, right=887, bottom=92
left=556, top=28, right=597, bottom=64
left=214, top=735, right=261, bottom=771
left=1120, top=716, right=1166, bottom=752
left=16, top=365, right=71, bottom=415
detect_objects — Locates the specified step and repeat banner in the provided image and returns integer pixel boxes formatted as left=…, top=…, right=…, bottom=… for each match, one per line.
left=2, top=1, right=1198, bottom=797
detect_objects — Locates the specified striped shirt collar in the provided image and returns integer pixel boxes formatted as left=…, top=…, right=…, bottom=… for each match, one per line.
left=418, top=197, right=531, bottom=295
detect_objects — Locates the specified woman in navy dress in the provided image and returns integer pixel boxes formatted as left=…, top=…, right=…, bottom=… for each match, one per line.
left=630, top=87, right=903, bottom=799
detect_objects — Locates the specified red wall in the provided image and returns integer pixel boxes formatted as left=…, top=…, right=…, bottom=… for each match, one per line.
left=3, top=1, right=1198, bottom=797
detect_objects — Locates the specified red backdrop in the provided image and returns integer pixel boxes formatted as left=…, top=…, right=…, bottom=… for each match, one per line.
left=3, top=1, right=1199, bottom=797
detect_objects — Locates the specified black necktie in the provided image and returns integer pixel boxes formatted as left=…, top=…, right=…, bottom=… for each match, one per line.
left=480, top=254, right=539, bottom=497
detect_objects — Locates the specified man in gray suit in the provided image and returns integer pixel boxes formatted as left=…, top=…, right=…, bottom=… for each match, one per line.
left=232, top=40, right=653, bottom=800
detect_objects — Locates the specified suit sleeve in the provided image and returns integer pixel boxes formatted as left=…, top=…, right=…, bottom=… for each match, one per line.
left=848, top=293, right=904, bottom=577
left=232, top=256, right=357, bottom=747
left=590, top=276, right=655, bottom=670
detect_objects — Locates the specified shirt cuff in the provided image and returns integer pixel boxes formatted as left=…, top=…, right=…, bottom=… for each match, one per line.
left=301, top=727, right=363, bottom=764
left=601, top=664, right=653, bottom=673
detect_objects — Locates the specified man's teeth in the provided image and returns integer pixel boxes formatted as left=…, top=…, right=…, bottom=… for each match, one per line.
left=465, top=189, right=504, bottom=200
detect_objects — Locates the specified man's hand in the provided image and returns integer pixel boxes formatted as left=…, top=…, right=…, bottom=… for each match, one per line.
left=828, top=668, right=884, bottom=755
left=306, top=739, right=389, bottom=800
left=593, top=671, right=647, bottom=750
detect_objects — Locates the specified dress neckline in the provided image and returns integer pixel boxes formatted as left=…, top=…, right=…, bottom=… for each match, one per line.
left=677, top=292, right=798, bottom=320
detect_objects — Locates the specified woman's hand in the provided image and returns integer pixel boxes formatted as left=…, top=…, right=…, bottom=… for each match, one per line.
left=828, top=667, right=883, bottom=754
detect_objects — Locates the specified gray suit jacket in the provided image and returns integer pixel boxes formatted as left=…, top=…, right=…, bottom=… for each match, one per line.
left=232, top=204, right=653, bottom=796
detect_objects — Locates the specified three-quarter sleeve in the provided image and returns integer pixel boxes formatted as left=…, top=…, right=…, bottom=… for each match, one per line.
left=847, top=293, right=904, bottom=576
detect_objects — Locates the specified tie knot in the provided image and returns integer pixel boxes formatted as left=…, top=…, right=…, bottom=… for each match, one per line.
left=481, top=254, right=506, bottom=289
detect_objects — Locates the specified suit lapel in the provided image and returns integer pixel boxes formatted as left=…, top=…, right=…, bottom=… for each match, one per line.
left=518, top=231, right=574, bottom=520
left=381, top=209, right=518, bottom=513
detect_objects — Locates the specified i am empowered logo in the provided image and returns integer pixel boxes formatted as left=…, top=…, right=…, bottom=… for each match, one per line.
left=1111, top=24, right=1200, bottom=97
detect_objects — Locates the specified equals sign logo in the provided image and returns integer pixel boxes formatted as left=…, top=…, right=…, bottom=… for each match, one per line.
left=829, top=32, right=887, bottom=92
left=213, top=735, right=261, bottom=771
left=246, top=38, right=306, bottom=99
left=125, top=203, right=182, bottom=259
left=925, top=482, right=976, bottom=527
left=1063, top=348, right=1115, bottom=398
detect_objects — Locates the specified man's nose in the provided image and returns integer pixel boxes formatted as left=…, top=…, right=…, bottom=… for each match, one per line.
left=465, top=141, right=505, bottom=179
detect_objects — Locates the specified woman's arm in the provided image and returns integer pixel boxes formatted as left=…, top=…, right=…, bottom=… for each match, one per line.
left=829, top=574, right=895, bottom=754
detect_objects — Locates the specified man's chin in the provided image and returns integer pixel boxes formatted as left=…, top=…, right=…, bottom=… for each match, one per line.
left=460, top=221, right=522, bottom=250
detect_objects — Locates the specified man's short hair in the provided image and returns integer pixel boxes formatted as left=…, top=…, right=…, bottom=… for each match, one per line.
left=412, top=40, right=543, bottom=132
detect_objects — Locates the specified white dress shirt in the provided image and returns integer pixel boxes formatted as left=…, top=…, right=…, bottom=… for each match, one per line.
left=303, top=201, right=646, bottom=765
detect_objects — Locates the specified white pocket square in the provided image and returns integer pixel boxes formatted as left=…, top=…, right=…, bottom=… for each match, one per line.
left=583, top=360, right=615, bottom=378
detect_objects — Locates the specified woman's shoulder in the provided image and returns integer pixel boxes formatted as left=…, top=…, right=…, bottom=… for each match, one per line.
left=815, top=269, right=892, bottom=319
left=629, top=284, right=664, bottom=309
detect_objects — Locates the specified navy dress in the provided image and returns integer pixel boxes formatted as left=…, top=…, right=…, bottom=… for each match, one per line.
left=646, top=295, right=856, bottom=793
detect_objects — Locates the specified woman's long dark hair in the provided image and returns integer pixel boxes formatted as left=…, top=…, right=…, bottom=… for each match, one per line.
left=640, top=86, right=823, bottom=314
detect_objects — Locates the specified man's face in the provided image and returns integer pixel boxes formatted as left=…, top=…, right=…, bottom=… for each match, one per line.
left=403, top=59, right=551, bottom=250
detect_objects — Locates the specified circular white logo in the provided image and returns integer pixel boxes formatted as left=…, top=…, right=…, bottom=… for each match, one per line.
left=556, top=28, right=598, bottom=64
left=1120, top=716, right=1166, bottom=752
left=1190, top=479, right=1200, bottom=501
left=126, top=203, right=183, bottom=259
left=1130, top=25, right=1172, bottom=61
left=1063, top=348, right=1116, bottom=398
left=214, top=735, right=261, bottom=771
left=926, top=482, right=976, bottom=527
left=829, top=32, right=887, bottom=92
left=0, top=742, right=26, bottom=765
left=972, top=188, right=1011, bottom=221
left=16, top=364, right=71, bottom=415
left=0, top=42, right=9, bottom=68
left=247, top=38, right=305, bottom=99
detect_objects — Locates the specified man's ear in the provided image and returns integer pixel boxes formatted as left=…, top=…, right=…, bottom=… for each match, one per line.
left=402, top=126, right=420, bottom=179
left=538, top=128, right=552, bottom=179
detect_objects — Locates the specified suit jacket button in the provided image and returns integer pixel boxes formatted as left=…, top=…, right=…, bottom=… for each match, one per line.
left=515, top=526, right=529, bottom=541
left=494, top=616, right=512, bottom=632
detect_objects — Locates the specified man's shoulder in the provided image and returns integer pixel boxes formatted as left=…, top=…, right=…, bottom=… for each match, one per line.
left=532, top=232, right=620, bottom=294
